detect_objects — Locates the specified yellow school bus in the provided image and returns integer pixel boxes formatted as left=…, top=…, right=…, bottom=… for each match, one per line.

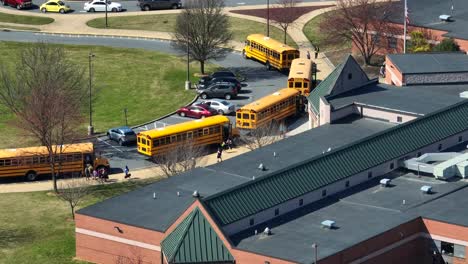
left=288, top=58, right=314, bottom=95
left=137, top=115, right=231, bottom=157
left=242, top=34, right=299, bottom=71
left=236, top=88, right=302, bottom=130
left=0, top=142, right=110, bottom=181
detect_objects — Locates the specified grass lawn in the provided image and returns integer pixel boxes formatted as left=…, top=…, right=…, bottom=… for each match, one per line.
left=87, top=15, right=298, bottom=48
left=302, top=12, right=351, bottom=52
left=0, top=12, right=54, bottom=25
left=0, top=42, right=213, bottom=148
left=0, top=178, right=161, bottom=264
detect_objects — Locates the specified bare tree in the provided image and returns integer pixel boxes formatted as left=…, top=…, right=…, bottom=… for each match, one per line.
left=57, top=177, right=90, bottom=220
left=0, top=43, right=87, bottom=192
left=320, top=0, right=399, bottom=65
left=240, top=121, right=283, bottom=150
left=271, top=0, right=302, bottom=44
left=173, top=0, right=232, bottom=74
left=153, top=140, right=206, bottom=178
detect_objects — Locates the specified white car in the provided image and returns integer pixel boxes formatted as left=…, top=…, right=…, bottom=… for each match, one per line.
left=84, top=0, right=122, bottom=12
left=199, top=99, right=235, bottom=115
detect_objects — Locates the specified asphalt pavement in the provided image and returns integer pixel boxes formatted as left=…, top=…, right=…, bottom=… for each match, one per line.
left=0, top=31, right=291, bottom=169
left=5, top=0, right=325, bottom=14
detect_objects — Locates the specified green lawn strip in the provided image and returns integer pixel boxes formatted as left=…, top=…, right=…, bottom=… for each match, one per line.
left=0, top=178, right=160, bottom=264
left=0, top=41, right=216, bottom=148
left=0, top=12, right=54, bottom=25
left=0, top=24, right=40, bottom=31
left=87, top=15, right=298, bottom=48
left=302, top=12, right=351, bottom=52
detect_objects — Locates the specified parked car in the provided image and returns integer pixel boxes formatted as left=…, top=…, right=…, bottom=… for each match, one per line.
left=84, top=0, right=122, bottom=12
left=107, top=126, right=137, bottom=146
left=198, top=76, right=242, bottom=92
left=40, top=0, right=71, bottom=13
left=137, top=0, right=181, bottom=11
left=199, top=99, right=235, bottom=115
left=177, top=104, right=218, bottom=119
left=1, top=0, right=32, bottom=10
left=197, top=82, right=238, bottom=100
left=199, top=70, right=237, bottom=84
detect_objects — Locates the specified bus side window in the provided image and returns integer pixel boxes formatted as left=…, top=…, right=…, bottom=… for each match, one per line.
left=251, top=114, right=255, bottom=120
left=137, top=137, right=141, bottom=143
left=198, top=129, right=203, bottom=137
left=171, top=136, right=176, bottom=143
left=153, top=139, right=159, bottom=147
left=187, top=132, right=193, bottom=139
left=203, top=128, right=209, bottom=135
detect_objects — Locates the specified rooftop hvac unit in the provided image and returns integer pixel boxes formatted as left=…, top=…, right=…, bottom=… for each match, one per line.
left=421, top=185, right=433, bottom=194
left=321, top=220, right=336, bottom=229
left=380, top=178, right=391, bottom=187
left=460, top=91, right=468, bottom=99
left=439, top=14, right=452, bottom=22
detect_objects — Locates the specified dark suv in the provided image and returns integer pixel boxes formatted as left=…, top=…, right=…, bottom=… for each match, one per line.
left=198, top=76, right=242, bottom=92
left=197, top=82, right=238, bottom=100
left=138, top=0, right=181, bottom=11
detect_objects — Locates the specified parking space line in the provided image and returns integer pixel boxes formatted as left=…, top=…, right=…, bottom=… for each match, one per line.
left=97, top=137, right=124, bottom=153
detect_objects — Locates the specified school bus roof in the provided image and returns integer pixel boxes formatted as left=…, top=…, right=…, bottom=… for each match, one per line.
left=138, top=115, right=230, bottom=139
left=0, top=142, right=94, bottom=159
left=289, top=58, right=313, bottom=80
left=247, top=34, right=298, bottom=53
left=239, top=88, right=299, bottom=113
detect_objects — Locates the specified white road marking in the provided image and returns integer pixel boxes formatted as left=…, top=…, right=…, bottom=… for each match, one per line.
left=97, top=137, right=123, bottom=153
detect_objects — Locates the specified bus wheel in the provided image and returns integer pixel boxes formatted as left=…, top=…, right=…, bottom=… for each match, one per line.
left=266, top=61, right=271, bottom=71
left=25, top=171, right=37, bottom=181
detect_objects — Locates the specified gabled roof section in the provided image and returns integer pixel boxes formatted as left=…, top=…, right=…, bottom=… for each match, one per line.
left=204, top=100, right=468, bottom=226
left=308, top=55, right=369, bottom=115
left=161, top=207, right=234, bottom=264
left=387, top=53, right=468, bottom=74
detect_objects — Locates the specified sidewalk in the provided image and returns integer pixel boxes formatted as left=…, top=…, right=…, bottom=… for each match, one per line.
left=0, top=145, right=251, bottom=193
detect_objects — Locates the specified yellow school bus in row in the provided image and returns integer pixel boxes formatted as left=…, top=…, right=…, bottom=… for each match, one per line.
left=288, top=58, right=315, bottom=96
left=242, top=34, right=299, bottom=72
left=236, top=88, right=303, bottom=130
left=137, top=115, right=232, bottom=157
left=0, top=142, right=109, bottom=181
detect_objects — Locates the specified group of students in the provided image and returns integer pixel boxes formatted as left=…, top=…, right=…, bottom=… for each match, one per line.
left=217, top=138, right=234, bottom=162
left=84, top=164, right=109, bottom=182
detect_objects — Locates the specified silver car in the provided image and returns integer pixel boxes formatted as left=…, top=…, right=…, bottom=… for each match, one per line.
left=199, top=99, right=236, bottom=115
left=107, top=126, right=136, bottom=146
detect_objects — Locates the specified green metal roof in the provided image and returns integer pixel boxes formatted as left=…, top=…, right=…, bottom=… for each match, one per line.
left=204, top=100, right=468, bottom=226
left=161, top=207, right=234, bottom=264
left=308, top=61, right=343, bottom=115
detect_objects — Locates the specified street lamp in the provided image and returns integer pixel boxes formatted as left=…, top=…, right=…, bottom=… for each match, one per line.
left=88, top=52, right=95, bottom=136
left=312, top=243, right=318, bottom=264
left=266, top=0, right=270, bottom=37
left=185, top=19, right=191, bottom=90
left=105, top=0, right=108, bottom=28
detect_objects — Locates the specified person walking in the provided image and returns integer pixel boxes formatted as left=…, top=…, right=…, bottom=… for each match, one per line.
left=217, top=147, right=223, bottom=162
left=314, top=46, right=319, bottom=59
left=124, top=165, right=131, bottom=179
left=226, top=138, right=233, bottom=150
left=306, top=50, right=311, bottom=60
left=92, top=169, right=98, bottom=180
left=84, top=164, right=91, bottom=180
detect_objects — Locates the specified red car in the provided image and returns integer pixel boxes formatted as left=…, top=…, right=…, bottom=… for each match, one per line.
left=176, top=104, right=218, bottom=119
left=2, top=0, right=32, bottom=9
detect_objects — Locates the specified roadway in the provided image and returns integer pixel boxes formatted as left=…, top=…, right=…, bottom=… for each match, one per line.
left=0, top=31, right=292, bottom=170
left=3, top=0, right=326, bottom=14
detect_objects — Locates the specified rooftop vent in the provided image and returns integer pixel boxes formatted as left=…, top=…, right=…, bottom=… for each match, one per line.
left=263, top=227, right=271, bottom=236
left=421, top=185, right=433, bottom=194
left=153, top=192, right=156, bottom=199
left=460, top=91, right=468, bottom=99
left=258, top=163, right=266, bottom=171
left=299, top=62, right=305, bottom=65
left=380, top=178, right=391, bottom=187
left=296, top=71, right=303, bottom=75
left=192, top=190, right=200, bottom=198
left=273, top=92, right=281, bottom=96
left=321, top=220, right=336, bottom=229
left=439, top=14, right=452, bottom=22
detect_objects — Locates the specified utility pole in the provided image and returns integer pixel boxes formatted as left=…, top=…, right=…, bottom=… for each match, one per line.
left=105, top=0, right=108, bottom=28
left=266, top=0, right=270, bottom=37
left=124, top=108, right=128, bottom=126
left=312, top=243, right=318, bottom=264
left=88, top=52, right=95, bottom=136
left=185, top=13, right=191, bottom=90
